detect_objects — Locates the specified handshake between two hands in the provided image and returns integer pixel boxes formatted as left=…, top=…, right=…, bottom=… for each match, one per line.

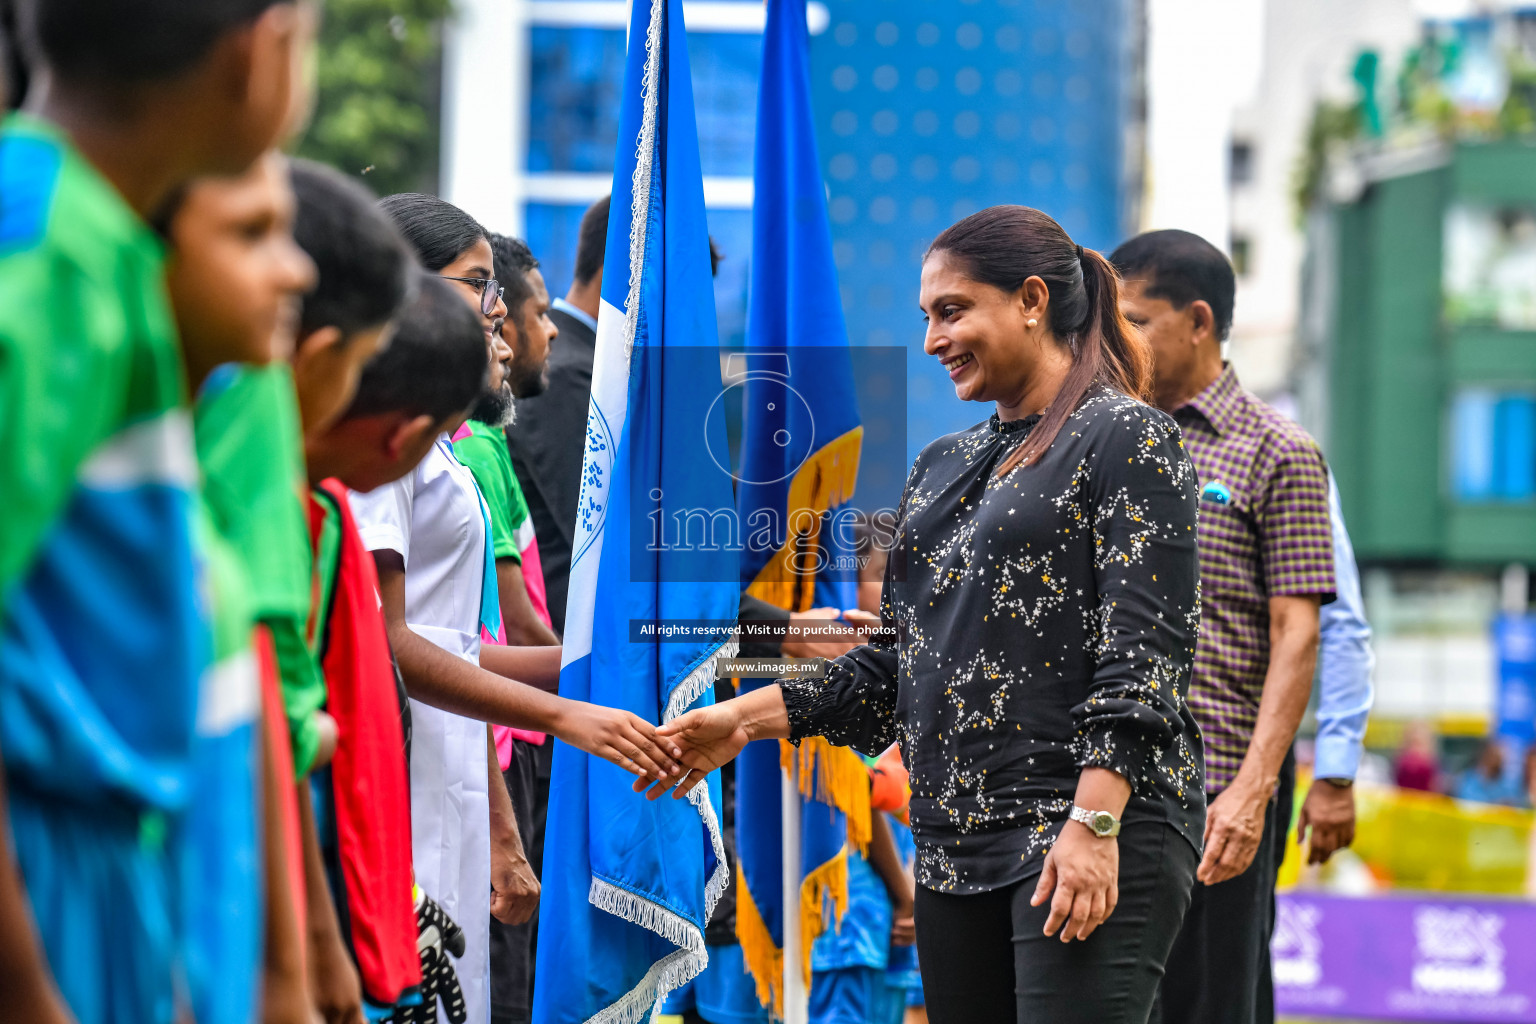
left=570, top=606, right=880, bottom=800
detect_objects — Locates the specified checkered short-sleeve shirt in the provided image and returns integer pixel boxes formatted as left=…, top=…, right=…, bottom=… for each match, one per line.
left=1175, top=365, right=1335, bottom=791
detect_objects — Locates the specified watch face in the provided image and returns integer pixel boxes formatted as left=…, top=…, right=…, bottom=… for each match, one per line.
left=1091, top=812, right=1115, bottom=835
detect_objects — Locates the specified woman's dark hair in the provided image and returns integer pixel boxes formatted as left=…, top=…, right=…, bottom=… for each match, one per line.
left=344, top=274, right=488, bottom=422
left=292, top=160, right=415, bottom=339
left=18, top=0, right=284, bottom=84
left=925, top=205, right=1151, bottom=476
left=377, top=192, right=487, bottom=273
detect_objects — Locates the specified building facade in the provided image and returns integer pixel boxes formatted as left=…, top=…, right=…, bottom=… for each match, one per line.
left=440, top=0, right=1145, bottom=476
left=1304, top=137, right=1536, bottom=729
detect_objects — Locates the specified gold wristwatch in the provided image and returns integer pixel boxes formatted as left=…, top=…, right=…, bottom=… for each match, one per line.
left=1069, top=805, right=1121, bottom=838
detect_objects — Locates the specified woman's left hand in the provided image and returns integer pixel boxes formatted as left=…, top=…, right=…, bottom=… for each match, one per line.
left=1030, top=821, right=1119, bottom=942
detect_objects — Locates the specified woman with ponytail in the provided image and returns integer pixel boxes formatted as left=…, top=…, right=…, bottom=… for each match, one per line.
left=651, top=207, right=1205, bottom=1023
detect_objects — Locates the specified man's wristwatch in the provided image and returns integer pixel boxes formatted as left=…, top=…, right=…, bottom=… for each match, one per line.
left=1319, top=777, right=1354, bottom=789
left=1069, top=805, right=1121, bottom=838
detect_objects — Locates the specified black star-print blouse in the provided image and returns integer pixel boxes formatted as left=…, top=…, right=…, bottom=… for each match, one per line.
left=782, top=386, right=1206, bottom=894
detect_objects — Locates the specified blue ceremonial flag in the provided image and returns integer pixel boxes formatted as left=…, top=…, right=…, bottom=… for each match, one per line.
left=735, top=0, right=860, bottom=606
left=733, top=0, right=870, bottom=1012
left=531, top=0, right=737, bottom=1019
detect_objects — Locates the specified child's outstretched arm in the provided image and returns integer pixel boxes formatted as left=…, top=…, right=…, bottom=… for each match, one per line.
left=373, top=551, right=679, bottom=783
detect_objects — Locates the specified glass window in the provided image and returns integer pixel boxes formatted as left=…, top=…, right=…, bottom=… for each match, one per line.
left=527, top=28, right=760, bottom=177
left=1444, top=203, right=1536, bottom=330
left=1229, top=140, right=1254, bottom=187
left=1451, top=389, right=1536, bottom=502
left=524, top=202, right=591, bottom=297
left=810, top=4, right=1132, bottom=463
left=687, top=33, right=762, bottom=178
left=528, top=26, right=626, bottom=174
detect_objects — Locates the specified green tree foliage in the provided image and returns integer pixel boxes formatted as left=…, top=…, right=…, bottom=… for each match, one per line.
left=1295, top=36, right=1536, bottom=218
left=1292, top=100, right=1363, bottom=221
left=295, top=0, right=453, bottom=197
left=1498, top=57, right=1536, bottom=138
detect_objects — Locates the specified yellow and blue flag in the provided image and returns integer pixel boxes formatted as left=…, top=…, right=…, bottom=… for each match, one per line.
left=733, top=0, right=872, bottom=1012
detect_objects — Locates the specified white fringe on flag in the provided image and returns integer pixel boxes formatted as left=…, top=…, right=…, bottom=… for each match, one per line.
left=584, top=945, right=700, bottom=1024
left=584, top=635, right=736, bottom=1024
left=664, top=638, right=737, bottom=723
left=670, top=639, right=736, bottom=916
left=588, top=877, right=707, bottom=955
left=621, top=0, right=664, bottom=366
left=581, top=2, right=735, bottom=1016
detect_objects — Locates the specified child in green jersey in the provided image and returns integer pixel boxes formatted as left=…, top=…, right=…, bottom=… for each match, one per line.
left=171, top=152, right=332, bottom=779
left=167, top=150, right=385, bottom=1024
left=0, top=4, right=315, bottom=1023
left=164, top=150, right=327, bottom=1024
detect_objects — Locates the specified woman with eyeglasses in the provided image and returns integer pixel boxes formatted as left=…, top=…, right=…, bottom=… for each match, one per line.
left=353, top=193, right=683, bottom=1023
left=380, top=190, right=510, bottom=358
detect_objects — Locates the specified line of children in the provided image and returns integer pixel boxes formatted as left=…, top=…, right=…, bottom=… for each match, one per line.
left=1, top=4, right=692, bottom=1023
left=290, top=158, right=425, bottom=1021
left=0, top=4, right=315, bottom=1024
left=356, top=191, right=691, bottom=1024
left=2, top=6, right=925, bottom=1023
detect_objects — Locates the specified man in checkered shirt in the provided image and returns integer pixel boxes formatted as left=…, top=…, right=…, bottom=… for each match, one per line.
left=1113, top=230, right=1335, bottom=1024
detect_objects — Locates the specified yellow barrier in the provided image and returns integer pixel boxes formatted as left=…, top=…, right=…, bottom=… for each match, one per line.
left=1278, top=775, right=1534, bottom=894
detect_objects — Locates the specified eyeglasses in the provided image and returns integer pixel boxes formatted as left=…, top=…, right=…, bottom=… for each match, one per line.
left=440, top=275, right=504, bottom=316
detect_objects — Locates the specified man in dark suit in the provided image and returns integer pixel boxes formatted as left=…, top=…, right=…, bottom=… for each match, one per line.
left=507, top=196, right=609, bottom=637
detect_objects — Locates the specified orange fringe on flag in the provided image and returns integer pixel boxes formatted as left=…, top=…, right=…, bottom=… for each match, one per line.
left=781, top=737, right=872, bottom=854
left=735, top=739, right=868, bottom=1016
left=735, top=842, right=850, bottom=1017
left=736, top=425, right=870, bottom=1013
left=735, top=865, right=784, bottom=1015
left=796, top=845, right=849, bottom=988
left=746, top=426, right=863, bottom=612
left=732, top=740, right=868, bottom=1014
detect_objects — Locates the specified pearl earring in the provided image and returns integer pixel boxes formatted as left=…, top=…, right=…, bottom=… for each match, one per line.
left=1026, top=318, right=1038, bottom=328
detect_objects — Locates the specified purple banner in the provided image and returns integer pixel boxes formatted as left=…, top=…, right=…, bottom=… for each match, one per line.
left=1275, top=893, right=1536, bottom=1021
